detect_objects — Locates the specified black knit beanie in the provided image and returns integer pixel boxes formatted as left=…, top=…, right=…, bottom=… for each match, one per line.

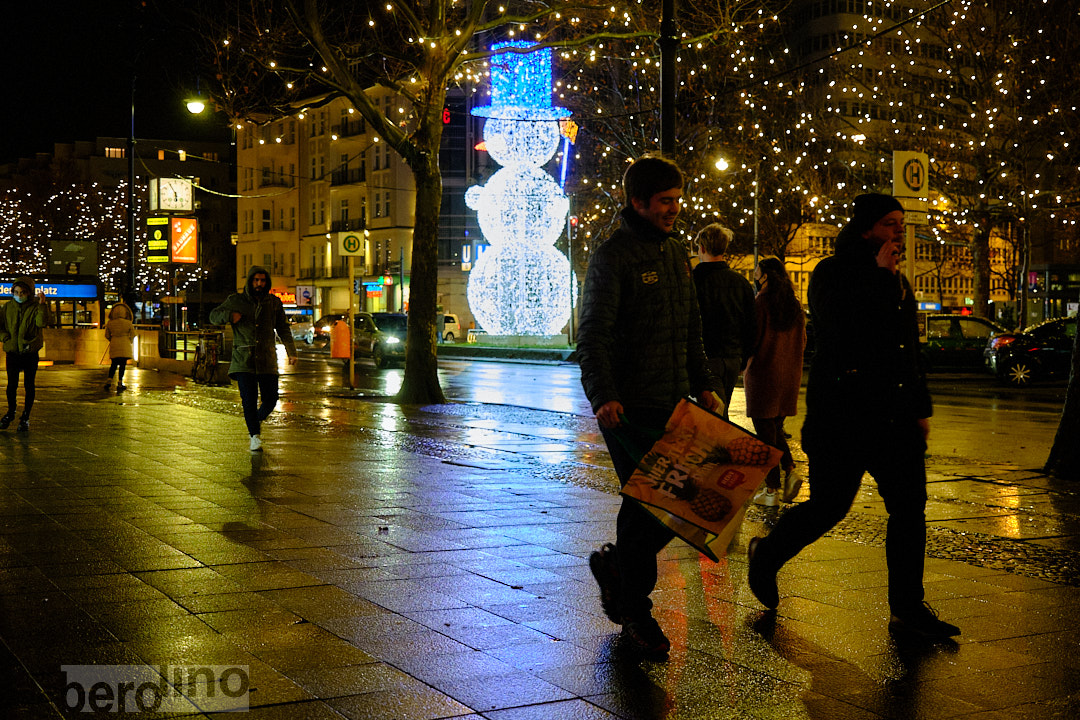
left=851, top=193, right=904, bottom=233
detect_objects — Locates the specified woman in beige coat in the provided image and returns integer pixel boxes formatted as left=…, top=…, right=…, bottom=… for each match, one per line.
left=743, top=257, right=807, bottom=505
left=104, top=303, right=136, bottom=391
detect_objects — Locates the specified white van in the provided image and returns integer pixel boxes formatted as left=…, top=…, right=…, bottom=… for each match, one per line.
left=441, top=314, right=461, bottom=342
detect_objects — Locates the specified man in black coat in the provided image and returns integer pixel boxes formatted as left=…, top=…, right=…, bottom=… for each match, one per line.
left=692, top=223, right=756, bottom=417
left=746, top=193, right=960, bottom=639
left=577, top=155, right=722, bottom=660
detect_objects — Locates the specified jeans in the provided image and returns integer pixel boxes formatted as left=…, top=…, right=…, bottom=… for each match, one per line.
left=6, top=351, right=39, bottom=419
left=234, top=372, right=280, bottom=436
left=753, top=419, right=929, bottom=613
left=601, top=406, right=676, bottom=621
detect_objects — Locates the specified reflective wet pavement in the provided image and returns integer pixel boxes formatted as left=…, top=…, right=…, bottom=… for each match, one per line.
left=2, top=362, right=1078, bottom=718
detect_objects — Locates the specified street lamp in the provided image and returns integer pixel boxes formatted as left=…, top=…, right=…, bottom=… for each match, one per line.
left=714, top=157, right=759, bottom=268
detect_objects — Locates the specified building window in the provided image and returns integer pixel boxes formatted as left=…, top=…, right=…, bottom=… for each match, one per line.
left=340, top=199, right=349, bottom=222
left=105, top=146, right=125, bottom=159
left=262, top=209, right=271, bottom=231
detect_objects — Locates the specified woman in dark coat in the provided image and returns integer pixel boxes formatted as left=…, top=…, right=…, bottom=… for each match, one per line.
left=743, top=257, right=806, bottom=504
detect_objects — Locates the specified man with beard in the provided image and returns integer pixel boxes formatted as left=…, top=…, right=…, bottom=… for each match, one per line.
left=210, top=266, right=298, bottom=451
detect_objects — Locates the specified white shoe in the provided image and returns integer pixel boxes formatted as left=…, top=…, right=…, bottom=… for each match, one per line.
left=249, top=435, right=263, bottom=451
left=752, top=486, right=779, bottom=507
left=782, top=467, right=803, bottom=502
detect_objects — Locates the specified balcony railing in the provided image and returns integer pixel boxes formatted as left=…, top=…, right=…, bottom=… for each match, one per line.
left=331, top=168, right=366, bottom=186
left=330, top=218, right=366, bottom=232
left=331, top=120, right=366, bottom=138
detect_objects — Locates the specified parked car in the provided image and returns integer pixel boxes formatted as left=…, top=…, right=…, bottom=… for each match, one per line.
left=922, top=314, right=1005, bottom=371
left=354, top=312, right=407, bottom=368
left=984, top=316, right=1076, bottom=387
left=312, top=314, right=347, bottom=344
left=440, top=313, right=461, bottom=343
left=288, top=316, right=314, bottom=345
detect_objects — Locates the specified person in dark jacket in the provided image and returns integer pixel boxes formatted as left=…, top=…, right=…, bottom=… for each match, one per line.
left=0, top=278, right=52, bottom=432
left=692, top=223, right=756, bottom=418
left=578, top=155, right=722, bottom=660
left=210, top=266, right=297, bottom=451
left=746, top=193, right=960, bottom=639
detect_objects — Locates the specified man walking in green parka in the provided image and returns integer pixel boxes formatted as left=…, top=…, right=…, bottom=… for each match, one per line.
left=210, top=266, right=297, bottom=451
left=0, top=278, right=52, bottom=432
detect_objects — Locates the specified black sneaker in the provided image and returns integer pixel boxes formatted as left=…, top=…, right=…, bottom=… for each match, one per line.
left=747, top=537, right=780, bottom=610
left=16, top=418, right=29, bottom=433
left=889, top=602, right=960, bottom=638
left=589, top=543, right=621, bottom=624
left=621, top=615, right=670, bottom=660
left=0, top=411, right=13, bottom=430
left=116, top=384, right=126, bottom=391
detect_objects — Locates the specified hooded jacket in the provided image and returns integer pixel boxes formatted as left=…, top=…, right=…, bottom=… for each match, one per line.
left=802, top=222, right=931, bottom=444
left=209, top=266, right=297, bottom=375
left=0, top=278, right=52, bottom=354
left=104, top=303, right=136, bottom=359
left=578, top=207, right=716, bottom=413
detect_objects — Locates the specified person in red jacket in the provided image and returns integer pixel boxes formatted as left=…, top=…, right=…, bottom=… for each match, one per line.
left=743, top=256, right=806, bottom=506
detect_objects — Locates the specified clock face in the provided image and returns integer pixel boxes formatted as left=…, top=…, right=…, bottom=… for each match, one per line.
left=159, top=178, right=193, bottom=211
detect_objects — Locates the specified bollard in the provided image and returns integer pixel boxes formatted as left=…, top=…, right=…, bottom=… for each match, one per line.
left=330, top=319, right=350, bottom=359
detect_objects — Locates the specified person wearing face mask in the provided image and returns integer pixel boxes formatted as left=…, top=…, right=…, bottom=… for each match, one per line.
left=210, top=266, right=297, bottom=451
left=746, top=193, right=961, bottom=640
left=0, top=279, right=53, bottom=432
left=743, top=257, right=806, bottom=507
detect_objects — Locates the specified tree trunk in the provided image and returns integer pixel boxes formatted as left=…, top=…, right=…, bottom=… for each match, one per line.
left=1044, top=294, right=1080, bottom=479
left=397, top=102, right=447, bottom=405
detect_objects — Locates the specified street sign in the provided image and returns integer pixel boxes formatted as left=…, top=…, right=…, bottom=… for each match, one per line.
left=339, top=232, right=364, bottom=257
left=893, top=151, right=930, bottom=225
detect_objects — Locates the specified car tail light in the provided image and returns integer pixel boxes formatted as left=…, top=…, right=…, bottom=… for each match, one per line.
left=989, top=335, right=1016, bottom=350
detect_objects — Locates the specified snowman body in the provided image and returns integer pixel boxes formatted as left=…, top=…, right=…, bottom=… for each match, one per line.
left=466, top=45, right=573, bottom=336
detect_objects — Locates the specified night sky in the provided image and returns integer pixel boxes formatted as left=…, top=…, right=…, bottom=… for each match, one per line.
left=2, top=1, right=225, bottom=164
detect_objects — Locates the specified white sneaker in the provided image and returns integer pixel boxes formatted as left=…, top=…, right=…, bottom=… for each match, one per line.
left=752, top=486, right=779, bottom=507
left=782, top=467, right=804, bottom=502
left=249, top=435, right=263, bottom=451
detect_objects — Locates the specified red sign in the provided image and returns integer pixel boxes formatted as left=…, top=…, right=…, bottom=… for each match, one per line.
left=170, top=218, right=198, bottom=264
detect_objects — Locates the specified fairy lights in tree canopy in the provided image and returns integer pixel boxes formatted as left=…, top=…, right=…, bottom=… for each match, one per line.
left=466, top=42, right=573, bottom=336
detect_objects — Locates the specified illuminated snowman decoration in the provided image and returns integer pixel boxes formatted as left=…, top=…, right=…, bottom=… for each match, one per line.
left=466, top=42, right=572, bottom=336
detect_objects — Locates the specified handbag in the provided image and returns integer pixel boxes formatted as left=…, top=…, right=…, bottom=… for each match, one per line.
left=617, top=398, right=781, bottom=561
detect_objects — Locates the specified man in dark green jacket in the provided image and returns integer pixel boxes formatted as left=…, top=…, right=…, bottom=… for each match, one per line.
left=578, top=155, right=721, bottom=660
left=747, top=193, right=960, bottom=639
left=0, top=278, right=52, bottom=432
left=210, top=266, right=297, bottom=451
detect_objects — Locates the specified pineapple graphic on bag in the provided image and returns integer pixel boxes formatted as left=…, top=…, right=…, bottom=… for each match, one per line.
left=674, top=478, right=733, bottom=523
left=700, top=435, right=772, bottom=467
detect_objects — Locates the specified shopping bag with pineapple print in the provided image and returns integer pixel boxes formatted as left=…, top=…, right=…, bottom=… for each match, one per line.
left=620, top=398, right=782, bottom=561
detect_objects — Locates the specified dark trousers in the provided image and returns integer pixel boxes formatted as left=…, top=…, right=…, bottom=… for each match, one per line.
left=234, top=372, right=279, bottom=436
left=753, top=420, right=928, bottom=613
left=751, top=417, right=793, bottom=490
left=706, top=356, right=742, bottom=419
left=107, top=358, right=129, bottom=383
left=601, top=406, right=676, bottom=621
left=5, top=351, right=39, bottom=419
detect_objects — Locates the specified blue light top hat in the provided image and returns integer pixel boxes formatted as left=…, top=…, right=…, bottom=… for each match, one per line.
left=472, top=41, right=571, bottom=121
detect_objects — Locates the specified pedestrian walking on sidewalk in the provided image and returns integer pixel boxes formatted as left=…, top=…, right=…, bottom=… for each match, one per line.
left=746, top=193, right=960, bottom=639
left=0, top=278, right=52, bottom=432
left=577, top=155, right=722, bottom=660
left=103, top=302, right=136, bottom=392
left=692, top=223, right=756, bottom=419
left=744, top=257, right=806, bottom=507
left=210, top=266, right=297, bottom=451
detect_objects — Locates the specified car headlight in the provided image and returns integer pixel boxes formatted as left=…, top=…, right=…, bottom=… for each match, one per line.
left=384, top=336, right=401, bottom=344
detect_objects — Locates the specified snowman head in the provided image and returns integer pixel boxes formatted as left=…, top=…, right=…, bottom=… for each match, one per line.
left=483, top=118, right=561, bottom=168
